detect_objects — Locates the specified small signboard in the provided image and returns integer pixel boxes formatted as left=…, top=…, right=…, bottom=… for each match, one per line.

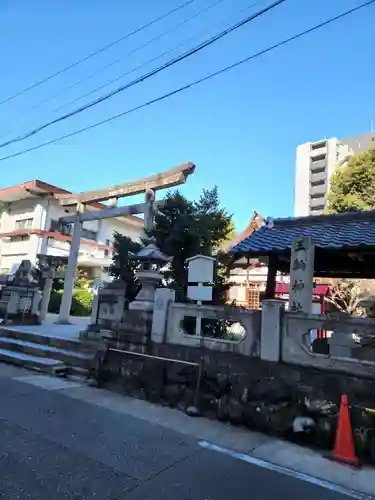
left=186, top=255, right=215, bottom=283
left=187, top=285, right=213, bottom=302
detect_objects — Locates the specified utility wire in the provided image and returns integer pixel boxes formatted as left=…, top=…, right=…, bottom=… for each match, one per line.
left=0, top=0, right=195, bottom=106
left=51, top=0, right=227, bottom=113
left=0, top=0, right=223, bottom=141
left=0, top=0, right=228, bottom=142
left=52, top=1, right=259, bottom=114
left=0, top=0, right=372, bottom=163
left=0, top=0, right=287, bottom=150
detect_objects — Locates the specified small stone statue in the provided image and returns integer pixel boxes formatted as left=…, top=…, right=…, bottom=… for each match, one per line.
left=13, top=260, right=36, bottom=285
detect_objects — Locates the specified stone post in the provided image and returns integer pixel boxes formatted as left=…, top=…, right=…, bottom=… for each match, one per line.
left=39, top=270, right=54, bottom=324
left=329, top=331, right=356, bottom=358
left=151, top=288, right=175, bottom=343
left=59, top=214, right=82, bottom=323
left=289, top=236, right=315, bottom=314
left=260, top=299, right=284, bottom=362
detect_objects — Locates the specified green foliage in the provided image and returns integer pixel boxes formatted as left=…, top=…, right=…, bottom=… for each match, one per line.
left=112, top=186, right=234, bottom=304
left=327, top=148, right=375, bottom=213
left=109, top=233, right=142, bottom=304
left=48, top=290, right=63, bottom=314
left=75, top=267, right=93, bottom=289
left=152, top=186, right=234, bottom=302
left=48, top=288, right=93, bottom=316
left=71, top=288, right=93, bottom=316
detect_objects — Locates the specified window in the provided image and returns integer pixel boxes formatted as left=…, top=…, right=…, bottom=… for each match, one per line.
left=311, top=141, right=326, bottom=151
left=49, top=219, right=60, bottom=232
left=81, top=228, right=97, bottom=241
left=15, top=218, right=33, bottom=229
left=310, top=205, right=325, bottom=213
left=310, top=179, right=325, bottom=187
left=104, top=239, right=111, bottom=257
left=310, top=166, right=326, bottom=174
left=9, top=235, right=30, bottom=242
left=310, top=193, right=325, bottom=200
left=311, top=153, right=326, bottom=162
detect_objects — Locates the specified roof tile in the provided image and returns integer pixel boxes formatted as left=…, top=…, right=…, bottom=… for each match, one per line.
left=231, top=211, right=375, bottom=255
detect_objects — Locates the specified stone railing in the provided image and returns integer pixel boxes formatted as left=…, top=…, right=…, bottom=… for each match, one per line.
left=164, top=302, right=261, bottom=356
left=283, top=312, right=375, bottom=378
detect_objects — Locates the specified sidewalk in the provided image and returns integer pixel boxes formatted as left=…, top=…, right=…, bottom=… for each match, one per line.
left=4, top=364, right=375, bottom=498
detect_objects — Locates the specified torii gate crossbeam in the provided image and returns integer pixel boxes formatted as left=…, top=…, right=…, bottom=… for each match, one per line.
left=57, top=163, right=195, bottom=323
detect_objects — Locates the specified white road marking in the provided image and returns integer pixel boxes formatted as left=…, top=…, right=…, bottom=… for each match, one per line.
left=198, top=441, right=374, bottom=500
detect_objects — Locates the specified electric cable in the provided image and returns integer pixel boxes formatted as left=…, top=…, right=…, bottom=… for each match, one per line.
left=0, top=0, right=287, bottom=149
left=0, top=0, right=195, bottom=106
left=1, top=0, right=372, bottom=162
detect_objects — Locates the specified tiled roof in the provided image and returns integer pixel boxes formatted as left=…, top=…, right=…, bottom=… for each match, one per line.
left=222, top=211, right=265, bottom=252
left=231, top=210, right=375, bottom=255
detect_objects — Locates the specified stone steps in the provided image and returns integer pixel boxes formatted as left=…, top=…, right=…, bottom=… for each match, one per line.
left=0, top=327, right=96, bottom=377
left=0, top=336, right=91, bottom=368
left=0, top=348, right=67, bottom=376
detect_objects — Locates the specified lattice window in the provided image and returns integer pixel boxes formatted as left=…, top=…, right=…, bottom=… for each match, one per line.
left=248, top=286, right=260, bottom=309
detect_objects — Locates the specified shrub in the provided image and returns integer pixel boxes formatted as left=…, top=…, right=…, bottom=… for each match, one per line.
left=71, top=288, right=93, bottom=316
left=48, top=288, right=93, bottom=316
left=48, top=290, right=63, bottom=314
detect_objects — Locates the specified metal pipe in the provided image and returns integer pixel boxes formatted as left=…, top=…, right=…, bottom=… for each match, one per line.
left=109, top=347, right=199, bottom=367
left=108, top=348, right=204, bottom=407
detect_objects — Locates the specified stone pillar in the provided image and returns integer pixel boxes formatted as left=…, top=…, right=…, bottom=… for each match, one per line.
left=59, top=215, right=82, bottom=323
left=151, top=288, right=175, bottom=343
left=90, top=278, right=102, bottom=325
left=289, top=236, right=315, bottom=313
left=39, top=271, right=54, bottom=324
left=329, top=331, right=356, bottom=358
left=260, top=299, right=284, bottom=362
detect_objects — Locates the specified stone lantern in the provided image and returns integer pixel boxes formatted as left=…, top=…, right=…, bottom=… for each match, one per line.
left=129, top=241, right=171, bottom=311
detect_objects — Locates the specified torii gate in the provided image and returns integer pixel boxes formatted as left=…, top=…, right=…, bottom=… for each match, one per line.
left=56, top=163, right=195, bottom=323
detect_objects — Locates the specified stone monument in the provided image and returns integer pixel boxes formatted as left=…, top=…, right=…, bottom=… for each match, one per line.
left=0, top=260, right=42, bottom=323
left=289, top=236, right=315, bottom=314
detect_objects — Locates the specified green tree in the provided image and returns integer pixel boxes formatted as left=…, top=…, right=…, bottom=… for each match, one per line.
left=326, top=148, right=375, bottom=315
left=109, top=233, right=142, bottom=305
left=327, top=148, right=375, bottom=213
left=111, top=187, right=234, bottom=304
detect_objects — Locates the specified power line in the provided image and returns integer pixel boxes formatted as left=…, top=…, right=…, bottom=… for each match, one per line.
left=0, top=0, right=225, bottom=141
left=0, top=0, right=287, bottom=150
left=0, top=0, right=195, bottom=107
left=51, top=0, right=228, bottom=114
left=0, top=0, right=372, bottom=163
left=52, top=1, right=259, bottom=115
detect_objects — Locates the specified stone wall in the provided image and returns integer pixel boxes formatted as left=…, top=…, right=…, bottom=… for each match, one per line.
left=95, top=340, right=375, bottom=460
left=89, top=293, right=375, bottom=462
left=164, top=302, right=261, bottom=357
left=283, top=312, right=375, bottom=379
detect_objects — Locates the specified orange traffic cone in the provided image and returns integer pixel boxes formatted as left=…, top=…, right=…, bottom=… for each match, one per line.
left=329, top=394, right=360, bottom=467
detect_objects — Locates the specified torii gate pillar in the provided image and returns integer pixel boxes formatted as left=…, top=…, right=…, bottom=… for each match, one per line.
left=58, top=211, right=83, bottom=323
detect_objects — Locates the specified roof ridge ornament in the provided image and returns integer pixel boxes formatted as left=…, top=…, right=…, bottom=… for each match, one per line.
left=266, top=217, right=274, bottom=229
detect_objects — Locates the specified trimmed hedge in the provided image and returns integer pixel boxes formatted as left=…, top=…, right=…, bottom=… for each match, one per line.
left=48, top=288, right=93, bottom=317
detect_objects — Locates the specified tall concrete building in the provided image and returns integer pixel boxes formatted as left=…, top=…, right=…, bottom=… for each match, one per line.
left=294, top=132, right=375, bottom=217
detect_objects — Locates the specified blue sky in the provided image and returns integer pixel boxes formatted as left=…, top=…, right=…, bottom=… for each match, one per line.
left=0, top=0, right=373, bottom=230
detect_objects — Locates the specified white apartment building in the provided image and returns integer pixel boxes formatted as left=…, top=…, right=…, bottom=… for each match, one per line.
left=294, top=132, right=375, bottom=217
left=0, top=180, right=143, bottom=279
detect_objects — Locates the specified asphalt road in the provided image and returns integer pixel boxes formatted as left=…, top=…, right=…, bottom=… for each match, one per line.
left=0, top=371, right=353, bottom=500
